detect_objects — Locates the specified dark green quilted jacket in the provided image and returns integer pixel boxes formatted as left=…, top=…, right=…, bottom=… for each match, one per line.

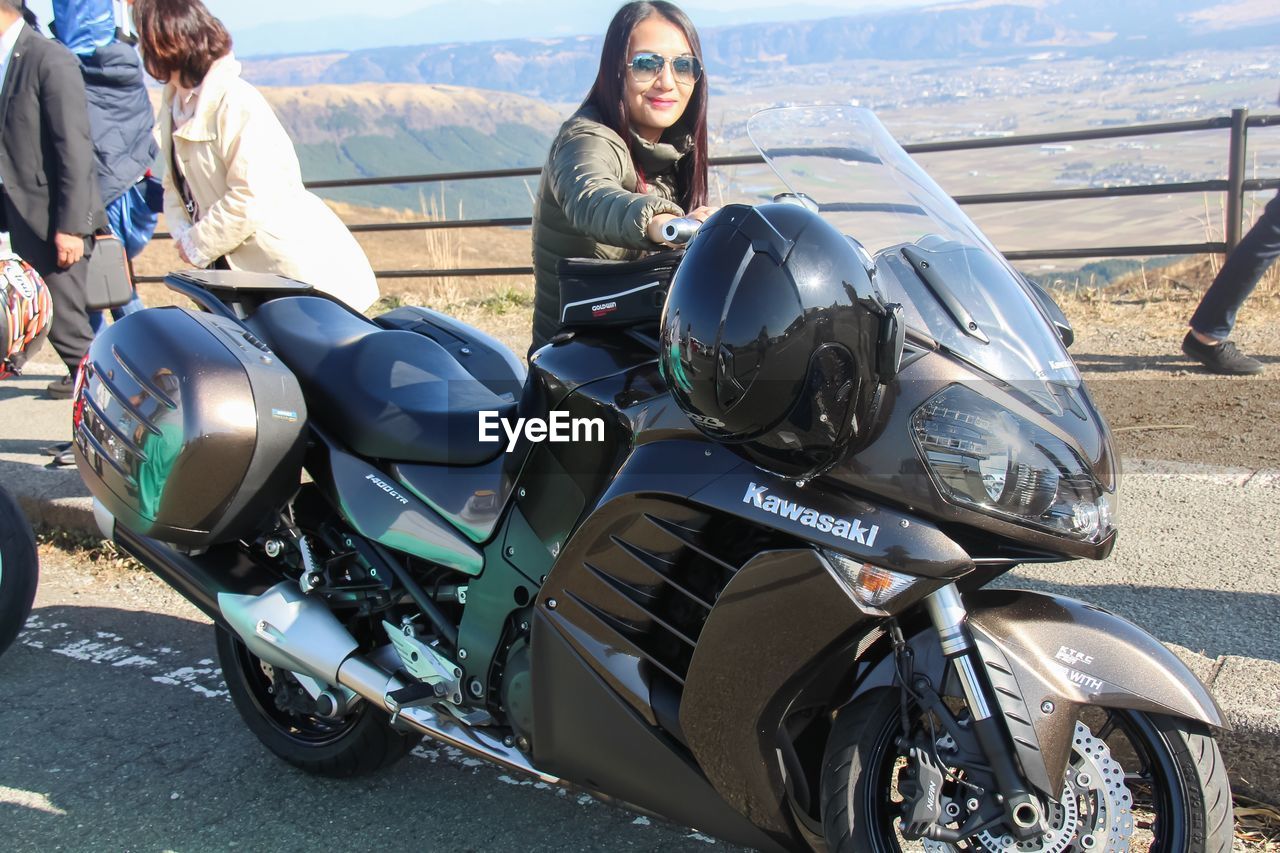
left=530, top=106, right=690, bottom=351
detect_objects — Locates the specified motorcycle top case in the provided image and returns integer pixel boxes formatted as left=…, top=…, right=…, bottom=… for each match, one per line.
left=74, top=307, right=307, bottom=547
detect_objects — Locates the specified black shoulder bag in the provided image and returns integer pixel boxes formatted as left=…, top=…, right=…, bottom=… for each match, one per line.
left=84, top=230, right=134, bottom=310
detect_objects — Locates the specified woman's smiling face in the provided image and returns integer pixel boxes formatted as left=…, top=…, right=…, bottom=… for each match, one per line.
left=624, top=16, right=696, bottom=143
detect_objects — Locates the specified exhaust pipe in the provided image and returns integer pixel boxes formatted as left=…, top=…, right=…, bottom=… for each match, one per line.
left=219, top=584, right=359, bottom=685
left=219, top=583, right=558, bottom=784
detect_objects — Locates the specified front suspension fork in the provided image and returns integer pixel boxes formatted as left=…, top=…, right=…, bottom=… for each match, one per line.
left=921, top=584, right=1044, bottom=840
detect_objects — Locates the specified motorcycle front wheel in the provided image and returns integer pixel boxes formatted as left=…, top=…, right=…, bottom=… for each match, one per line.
left=215, top=625, right=419, bottom=777
left=0, top=485, right=38, bottom=658
left=821, top=688, right=1234, bottom=853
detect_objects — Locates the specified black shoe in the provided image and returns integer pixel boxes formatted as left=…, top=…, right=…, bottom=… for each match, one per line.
left=40, top=441, right=73, bottom=456
left=1181, top=332, right=1263, bottom=375
left=45, top=375, right=75, bottom=399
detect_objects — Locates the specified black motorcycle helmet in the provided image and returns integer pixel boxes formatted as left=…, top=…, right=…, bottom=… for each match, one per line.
left=660, top=203, right=899, bottom=479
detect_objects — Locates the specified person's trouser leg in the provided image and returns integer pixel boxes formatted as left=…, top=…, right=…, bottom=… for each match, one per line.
left=38, top=253, right=94, bottom=375
left=1189, top=191, right=1280, bottom=341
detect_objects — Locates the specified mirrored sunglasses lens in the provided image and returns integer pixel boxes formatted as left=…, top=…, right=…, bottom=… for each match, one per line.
left=630, top=54, right=663, bottom=81
left=672, top=57, right=701, bottom=82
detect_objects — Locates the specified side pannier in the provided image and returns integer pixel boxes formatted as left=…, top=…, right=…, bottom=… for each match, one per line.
left=74, top=307, right=306, bottom=547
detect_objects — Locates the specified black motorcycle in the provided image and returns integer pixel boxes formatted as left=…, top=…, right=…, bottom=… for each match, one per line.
left=0, top=484, right=38, bottom=658
left=72, top=107, right=1232, bottom=852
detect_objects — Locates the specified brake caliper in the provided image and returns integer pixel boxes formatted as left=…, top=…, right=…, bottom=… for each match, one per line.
left=899, top=738, right=948, bottom=839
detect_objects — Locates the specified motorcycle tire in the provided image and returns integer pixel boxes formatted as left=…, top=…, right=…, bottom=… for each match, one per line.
left=821, top=687, right=1234, bottom=853
left=215, top=624, right=420, bottom=777
left=0, top=486, right=39, bottom=658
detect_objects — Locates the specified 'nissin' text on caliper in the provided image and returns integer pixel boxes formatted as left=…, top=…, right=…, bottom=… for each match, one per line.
left=742, top=483, right=879, bottom=547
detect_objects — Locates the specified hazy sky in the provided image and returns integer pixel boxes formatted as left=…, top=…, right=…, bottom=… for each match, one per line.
left=24, top=0, right=938, bottom=38
left=194, top=0, right=933, bottom=30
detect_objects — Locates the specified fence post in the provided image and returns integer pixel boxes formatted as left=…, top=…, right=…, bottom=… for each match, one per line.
left=1225, top=107, right=1249, bottom=249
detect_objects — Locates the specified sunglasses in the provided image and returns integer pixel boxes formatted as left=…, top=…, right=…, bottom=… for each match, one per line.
left=627, top=52, right=703, bottom=85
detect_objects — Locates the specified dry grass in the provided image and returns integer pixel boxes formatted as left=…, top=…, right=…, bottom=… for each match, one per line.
left=1237, top=797, right=1280, bottom=851
left=36, top=527, right=142, bottom=574
left=1037, top=176, right=1280, bottom=361
left=1051, top=252, right=1280, bottom=338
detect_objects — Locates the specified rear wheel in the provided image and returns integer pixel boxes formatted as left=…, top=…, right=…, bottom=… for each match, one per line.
left=0, top=486, right=38, bottom=658
left=821, top=688, right=1234, bottom=853
left=215, top=624, right=419, bottom=777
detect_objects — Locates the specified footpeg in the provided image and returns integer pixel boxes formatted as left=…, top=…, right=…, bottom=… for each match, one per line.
left=382, top=621, right=463, bottom=705
left=388, top=680, right=448, bottom=710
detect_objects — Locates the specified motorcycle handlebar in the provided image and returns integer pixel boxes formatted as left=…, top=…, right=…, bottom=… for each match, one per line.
left=660, top=217, right=702, bottom=245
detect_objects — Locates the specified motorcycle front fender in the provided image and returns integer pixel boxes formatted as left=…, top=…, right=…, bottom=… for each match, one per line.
left=965, top=589, right=1224, bottom=796
left=851, top=588, right=1224, bottom=799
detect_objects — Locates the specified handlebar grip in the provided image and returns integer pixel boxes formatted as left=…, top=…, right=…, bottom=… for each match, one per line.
left=660, top=217, right=701, bottom=245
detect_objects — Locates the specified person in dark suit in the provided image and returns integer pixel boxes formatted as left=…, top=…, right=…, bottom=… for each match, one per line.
left=0, top=0, right=105, bottom=398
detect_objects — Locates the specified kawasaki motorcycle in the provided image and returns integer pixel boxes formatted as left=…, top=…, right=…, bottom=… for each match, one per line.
left=72, top=107, right=1232, bottom=852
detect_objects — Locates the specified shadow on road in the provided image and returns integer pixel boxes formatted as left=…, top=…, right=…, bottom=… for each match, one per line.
left=0, top=438, right=67, bottom=456
left=996, top=577, right=1280, bottom=663
left=0, top=384, right=59, bottom=403
left=1072, top=352, right=1280, bottom=374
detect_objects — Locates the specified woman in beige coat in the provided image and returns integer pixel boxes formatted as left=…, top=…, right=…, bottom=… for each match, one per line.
left=132, top=0, right=379, bottom=312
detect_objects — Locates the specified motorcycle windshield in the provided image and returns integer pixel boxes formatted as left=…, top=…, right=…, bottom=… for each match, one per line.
left=747, top=106, right=1078, bottom=413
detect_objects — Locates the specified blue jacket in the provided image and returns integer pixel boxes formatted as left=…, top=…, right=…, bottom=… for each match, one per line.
left=53, top=0, right=158, bottom=205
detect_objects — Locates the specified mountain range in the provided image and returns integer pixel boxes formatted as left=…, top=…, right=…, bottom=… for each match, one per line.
left=241, top=0, right=1280, bottom=100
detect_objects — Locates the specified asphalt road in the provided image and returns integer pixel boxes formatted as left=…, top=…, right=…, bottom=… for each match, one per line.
left=1, top=470, right=1275, bottom=852
left=999, top=470, right=1280, bottom=665
left=0, top=552, right=741, bottom=853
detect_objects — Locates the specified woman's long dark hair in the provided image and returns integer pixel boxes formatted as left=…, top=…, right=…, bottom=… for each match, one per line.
left=582, top=1, right=708, bottom=211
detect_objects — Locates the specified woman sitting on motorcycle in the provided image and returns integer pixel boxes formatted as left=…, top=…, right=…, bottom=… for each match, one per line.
left=131, top=0, right=379, bottom=313
left=529, top=0, right=716, bottom=351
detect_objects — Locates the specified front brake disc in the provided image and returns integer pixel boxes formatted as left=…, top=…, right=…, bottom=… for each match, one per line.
left=924, top=721, right=1135, bottom=853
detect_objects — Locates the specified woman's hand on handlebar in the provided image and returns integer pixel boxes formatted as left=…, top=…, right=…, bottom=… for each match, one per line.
left=648, top=206, right=720, bottom=246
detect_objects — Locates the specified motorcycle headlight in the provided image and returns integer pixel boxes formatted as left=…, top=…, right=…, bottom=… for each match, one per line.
left=911, top=385, right=1116, bottom=543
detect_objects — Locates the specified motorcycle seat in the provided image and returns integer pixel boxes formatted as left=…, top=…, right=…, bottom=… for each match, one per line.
left=250, top=296, right=516, bottom=465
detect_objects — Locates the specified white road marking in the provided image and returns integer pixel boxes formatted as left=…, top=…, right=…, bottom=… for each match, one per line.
left=18, top=614, right=228, bottom=700
left=0, top=786, right=68, bottom=816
